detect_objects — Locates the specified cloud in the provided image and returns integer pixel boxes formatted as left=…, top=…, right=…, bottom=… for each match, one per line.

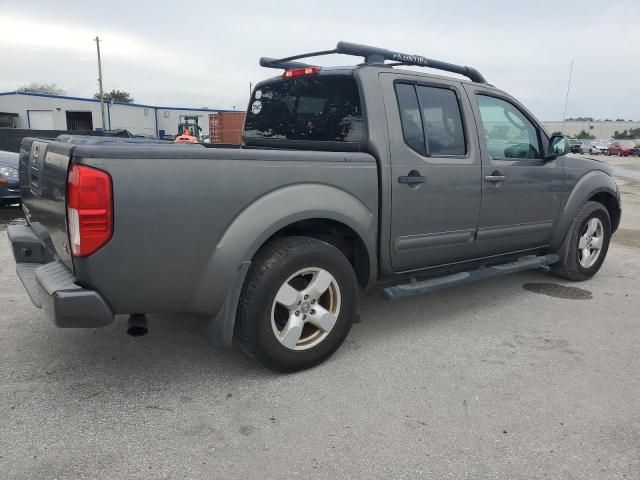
left=0, top=1, right=638, bottom=119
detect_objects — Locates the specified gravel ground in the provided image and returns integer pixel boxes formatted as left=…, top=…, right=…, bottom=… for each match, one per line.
left=1, top=156, right=639, bottom=479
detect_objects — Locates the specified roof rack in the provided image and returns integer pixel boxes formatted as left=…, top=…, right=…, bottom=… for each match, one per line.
left=259, top=41, right=488, bottom=84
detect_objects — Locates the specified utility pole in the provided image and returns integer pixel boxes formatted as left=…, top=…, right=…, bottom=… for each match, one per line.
left=561, top=59, right=574, bottom=136
left=94, top=36, right=106, bottom=131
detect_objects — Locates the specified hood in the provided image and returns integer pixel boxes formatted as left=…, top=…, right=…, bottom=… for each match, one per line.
left=570, top=154, right=614, bottom=174
left=0, top=150, right=19, bottom=169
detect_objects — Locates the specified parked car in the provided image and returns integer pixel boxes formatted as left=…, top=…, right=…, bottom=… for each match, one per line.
left=0, top=150, right=20, bottom=206
left=589, top=140, right=611, bottom=155
left=608, top=140, right=636, bottom=156
left=569, top=138, right=583, bottom=153
left=7, top=42, right=621, bottom=372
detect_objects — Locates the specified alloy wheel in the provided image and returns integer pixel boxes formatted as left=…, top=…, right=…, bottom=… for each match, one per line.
left=270, top=267, right=341, bottom=350
left=578, top=217, right=604, bottom=269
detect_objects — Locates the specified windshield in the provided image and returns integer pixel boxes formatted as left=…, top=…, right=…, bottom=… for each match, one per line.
left=244, top=75, right=363, bottom=144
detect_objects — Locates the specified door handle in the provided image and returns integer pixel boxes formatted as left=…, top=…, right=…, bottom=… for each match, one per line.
left=398, top=173, right=426, bottom=185
left=484, top=173, right=506, bottom=183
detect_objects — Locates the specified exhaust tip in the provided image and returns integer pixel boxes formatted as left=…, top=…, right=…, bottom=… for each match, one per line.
left=127, top=314, right=148, bottom=337
left=127, top=325, right=148, bottom=337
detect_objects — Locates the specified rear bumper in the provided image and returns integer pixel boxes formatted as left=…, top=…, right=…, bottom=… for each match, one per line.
left=7, top=224, right=114, bottom=328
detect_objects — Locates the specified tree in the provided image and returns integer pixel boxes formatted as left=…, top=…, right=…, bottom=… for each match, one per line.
left=574, top=130, right=595, bottom=140
left=94, top=89, right=134, bottom=103
left=613, top=128, right=640, bottom=139
left=551, top=131, right=563, bottom=136
left=17, top=83, right=65, bottom=95
left=565, top=117, right=594, bottom=122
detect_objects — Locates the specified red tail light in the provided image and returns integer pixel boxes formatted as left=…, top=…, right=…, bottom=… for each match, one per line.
left=67, top=164, right=113, bottom=257
left=283, top=66, right=321, bottom=79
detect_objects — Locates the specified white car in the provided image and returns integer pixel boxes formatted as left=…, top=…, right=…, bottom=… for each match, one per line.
left=587, top=141, right=611, bottom=155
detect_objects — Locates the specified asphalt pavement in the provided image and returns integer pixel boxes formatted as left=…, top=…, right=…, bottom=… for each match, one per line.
left=1, top=156, right=639, bottom=479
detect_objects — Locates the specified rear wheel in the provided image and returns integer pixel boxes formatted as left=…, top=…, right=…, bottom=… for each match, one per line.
left=235, top=236, right=358, bottom=372
left=552, top=202, right=611, bottom=281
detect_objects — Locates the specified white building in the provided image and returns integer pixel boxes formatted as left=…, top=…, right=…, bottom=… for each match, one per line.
left=0, top=91, right=235, bottom=138
left=542, top=120, right=640, bottom=140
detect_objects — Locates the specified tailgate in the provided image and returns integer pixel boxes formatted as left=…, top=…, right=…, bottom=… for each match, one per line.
left=19, top=138, right=74, bottom=270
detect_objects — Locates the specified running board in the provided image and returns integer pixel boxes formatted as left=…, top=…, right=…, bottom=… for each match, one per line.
left=382, top=254, right=560, bottom=301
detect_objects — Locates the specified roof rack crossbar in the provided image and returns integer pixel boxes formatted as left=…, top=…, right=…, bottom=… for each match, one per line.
left=259, top=57, right=314, bottom=70
left=260, top=41, right=488, bottom=84
left=259, top=49, right=337, bottom=70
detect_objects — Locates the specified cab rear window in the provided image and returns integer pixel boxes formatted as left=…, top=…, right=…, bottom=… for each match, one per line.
left=244, top=75, right=363, bottom=144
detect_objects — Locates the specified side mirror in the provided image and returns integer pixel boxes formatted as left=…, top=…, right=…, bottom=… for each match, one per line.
left=548, top=135, right=569, bottom=158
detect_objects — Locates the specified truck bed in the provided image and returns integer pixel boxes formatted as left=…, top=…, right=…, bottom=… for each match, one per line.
left=18, top=137, right=378, bottom=318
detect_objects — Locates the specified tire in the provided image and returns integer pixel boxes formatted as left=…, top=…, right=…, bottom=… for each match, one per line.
left=235, top=236, right=358, bottom=372
left=552, top=201, right=611, bottom=281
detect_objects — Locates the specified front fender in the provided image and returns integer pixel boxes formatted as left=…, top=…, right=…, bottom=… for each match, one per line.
left=550, top=170, right=619, bottom=250
left=192, top=183, right=377, bottom=318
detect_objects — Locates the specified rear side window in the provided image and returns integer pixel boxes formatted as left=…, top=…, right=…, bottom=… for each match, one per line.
left=395, top=83, right=466, bottom=156
left=396, top=83, right=425, bottom=154
left=244, top=75, right=363, bottom=143
left=416, top=86, right=466, bottom=155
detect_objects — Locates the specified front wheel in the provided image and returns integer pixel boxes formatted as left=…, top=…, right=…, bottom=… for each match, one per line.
left=552, top=201, right=611, bottom=281
left=235, top=236, right=358, bottom=372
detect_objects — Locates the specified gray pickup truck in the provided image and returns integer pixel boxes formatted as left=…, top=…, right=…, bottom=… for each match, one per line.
left=8, top=42, right=621, bottom=371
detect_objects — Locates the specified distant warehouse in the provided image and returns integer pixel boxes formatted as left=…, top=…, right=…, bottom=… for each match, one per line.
left=0, top=91, right=237, bottom=139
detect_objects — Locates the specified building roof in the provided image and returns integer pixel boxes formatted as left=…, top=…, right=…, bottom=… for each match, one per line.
left=0, top=91, right=236, bottom=112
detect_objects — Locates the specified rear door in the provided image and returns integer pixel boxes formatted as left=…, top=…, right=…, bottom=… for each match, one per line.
left=464, top=86, right=563, bottom=256
left=380, top=73, right=482, bottom=272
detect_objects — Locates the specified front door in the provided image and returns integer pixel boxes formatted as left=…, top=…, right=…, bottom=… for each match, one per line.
left=464, top=87, right=564, bottom=257
left=381, top=73, right=482, bottom=272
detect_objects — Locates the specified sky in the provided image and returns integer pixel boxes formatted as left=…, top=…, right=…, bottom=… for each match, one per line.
left=0, top=0, right=638, bottom=121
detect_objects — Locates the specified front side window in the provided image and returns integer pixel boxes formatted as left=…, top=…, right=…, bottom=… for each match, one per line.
left=395, top=83, right=466, bottom=156
left=476, top=95, right=541, bottom=159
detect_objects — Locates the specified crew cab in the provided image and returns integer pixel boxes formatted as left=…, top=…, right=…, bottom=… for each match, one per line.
left=8, top=42, right=621, bottom=371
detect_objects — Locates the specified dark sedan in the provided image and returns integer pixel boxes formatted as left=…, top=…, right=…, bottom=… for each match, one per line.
left=0, top=150, right=20, bottom=206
